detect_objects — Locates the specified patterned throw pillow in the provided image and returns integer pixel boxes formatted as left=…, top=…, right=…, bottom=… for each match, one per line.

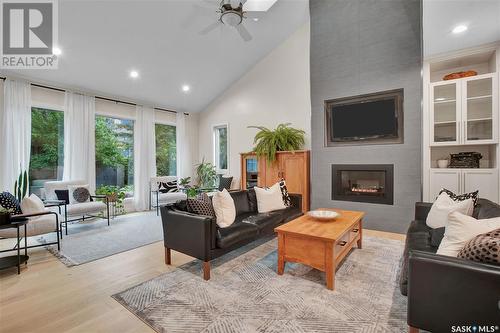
left=218, top=175, right=233, bottom=191
left=159, top=180, right=178, bottom=193
left=457, top=227, right=500, bottom=266
left=68, top=185, right=91, bottom=204
left=0, top=192, right=22, bottom=215
left=279, top=179, right=292, bottom=207
left=187, top=193, right=216, bottom=219
left=439, top=188, right=479, bottom=207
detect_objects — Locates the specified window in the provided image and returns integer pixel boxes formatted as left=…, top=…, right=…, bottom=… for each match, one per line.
left=155, top=123, right=177, bottom=176
left=214, top=125, right=228, bottom=172
left=95, top=116, right=134, bottom=196
left=29, top=107, right=64, bottom=196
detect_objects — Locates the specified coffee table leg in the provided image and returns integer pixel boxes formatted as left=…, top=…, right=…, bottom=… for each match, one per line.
left=326, top=243, right=335, bottom=290
left=277, top=233, right=285, bottom=275
left=357, top=220, right=363, bottom=249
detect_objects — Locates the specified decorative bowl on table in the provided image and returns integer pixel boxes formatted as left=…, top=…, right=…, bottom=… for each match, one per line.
left=307, top=210, right=340, bottom=221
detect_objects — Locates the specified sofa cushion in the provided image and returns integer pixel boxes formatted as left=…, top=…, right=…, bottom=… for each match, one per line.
left=430, top=227, right=445, bottom=247
left=66, top=201, right=107, bottom=216
left=216, top=220, right=259, bottom=249
left=156, top=192, right=187, bottom=205
left=0, top=213, right=58, bottom=238
left=475, top=198, right=500, bottom=219
left=247, top=189, right=257, bottom=212
left=230, top=190, right=252, bottom=216
left=242, top=211, right=284, bottom=232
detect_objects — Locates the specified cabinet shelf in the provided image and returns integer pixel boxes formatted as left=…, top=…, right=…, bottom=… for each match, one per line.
left=467, top=94, right=492, bottom=101
left=434, top=99, right=456, bottom=104
left=467, top=117, right=492, bottom=122
left=434, top=120, right=456, bottom=125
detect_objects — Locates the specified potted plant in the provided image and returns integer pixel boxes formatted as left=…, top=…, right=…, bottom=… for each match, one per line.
left=195, top=158, right=217, bottom=189
left=95, top=185, right=126, bottom=215
left=248, top=123, right=305, bottom=162
left=0, top=207, right=13, bottom=226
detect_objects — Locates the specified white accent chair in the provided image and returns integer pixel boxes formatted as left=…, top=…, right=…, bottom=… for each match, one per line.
left=43, top=180, right=110, bottom=235
left=150, top=176, right=187, bottom=215
left=0, top=208, right=61, bottom=254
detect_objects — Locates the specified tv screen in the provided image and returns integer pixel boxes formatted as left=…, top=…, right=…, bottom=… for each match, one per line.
left=330, top=99, right=397, bottom=140
left=325, top=89, right=403, bottom=146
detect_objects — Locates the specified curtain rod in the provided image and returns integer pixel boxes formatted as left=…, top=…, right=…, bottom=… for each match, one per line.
left=1, top=77, right=187, bottom=115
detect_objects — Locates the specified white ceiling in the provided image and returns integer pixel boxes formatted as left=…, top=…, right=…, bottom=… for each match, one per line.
left=423, top=0, right=500, bottom=57
left=2, top=0, right=309, bottom=112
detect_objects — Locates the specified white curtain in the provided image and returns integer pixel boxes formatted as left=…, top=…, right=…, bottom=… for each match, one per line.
left=0, top=79, right=32, bottom=192
left=133, top=105, right=156, bottom=211
left=176, top=112, right=192, bottom=179
left=62, top=92, right=96, bottom=192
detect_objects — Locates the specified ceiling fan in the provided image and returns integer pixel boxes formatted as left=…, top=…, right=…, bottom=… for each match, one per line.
left=197, top=0, right=258, bottom=42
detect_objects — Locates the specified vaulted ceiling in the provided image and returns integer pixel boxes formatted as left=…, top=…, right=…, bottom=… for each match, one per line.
left=2, top=0, right=309, bottom=112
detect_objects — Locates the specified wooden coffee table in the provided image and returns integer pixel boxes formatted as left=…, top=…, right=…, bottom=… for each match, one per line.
left=275, top=209, right=364, bottom=290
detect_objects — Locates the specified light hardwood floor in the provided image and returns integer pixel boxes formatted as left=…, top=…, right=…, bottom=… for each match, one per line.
left=0, top=229, right=404, bottom=333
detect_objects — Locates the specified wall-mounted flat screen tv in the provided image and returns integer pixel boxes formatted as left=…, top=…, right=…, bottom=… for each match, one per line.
left=325, top=89, right=404, bottom=146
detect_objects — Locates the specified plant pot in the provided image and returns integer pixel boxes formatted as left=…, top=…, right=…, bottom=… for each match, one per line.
left=437, top=159, right=449, bottom=168
left=0, top=213, right=11, bottom=226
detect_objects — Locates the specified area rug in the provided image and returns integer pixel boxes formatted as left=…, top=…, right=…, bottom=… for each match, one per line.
left=42, top=211, right=163, bottom=266
left=113, top=236, right=407, bottom=332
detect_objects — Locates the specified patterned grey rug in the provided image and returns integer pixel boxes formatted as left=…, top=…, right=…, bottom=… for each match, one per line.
left=41, top=211, right=163, bottom=266
left=113, top=236, right=407, bottom=332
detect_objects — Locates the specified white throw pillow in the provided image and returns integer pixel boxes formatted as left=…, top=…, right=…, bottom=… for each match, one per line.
left=437, top=211, right=500, bottom=257
left=212, top=189, right=236, bottom=228
left=67, top=184, right=91, bottom=204
left=426, top=192, right=474, bottom=229
left=254, top=182, right=287, bottom=213
left=20, top=194, right=46, bottom=214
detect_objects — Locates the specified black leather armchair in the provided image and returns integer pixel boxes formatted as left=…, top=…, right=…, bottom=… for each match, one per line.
left=403, top=199, right=500, bottom=332
left=408, top=250, right=500, bottom=332
left=160, top=190, right=303, bottom=280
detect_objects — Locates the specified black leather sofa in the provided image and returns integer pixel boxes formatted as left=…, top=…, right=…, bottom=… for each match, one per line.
left=160, top=189, right=303, bottom=280
left=401, top=199, right=500, bottom=332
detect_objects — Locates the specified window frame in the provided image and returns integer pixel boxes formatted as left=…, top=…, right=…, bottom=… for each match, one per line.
left=213, top=123, right=229, bottom=174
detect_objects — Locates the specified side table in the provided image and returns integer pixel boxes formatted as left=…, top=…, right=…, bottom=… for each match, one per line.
left=0, top=218, right=29, bottom=274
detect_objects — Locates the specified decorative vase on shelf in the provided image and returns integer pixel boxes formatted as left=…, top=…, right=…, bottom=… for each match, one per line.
left=437, top=159, right=449, bottom=168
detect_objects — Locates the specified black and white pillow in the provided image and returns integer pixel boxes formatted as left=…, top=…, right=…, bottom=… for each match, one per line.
left=0, top=192, right=22, bottom=215
left=439, top=188, right=479, bottom=207
left=457, top=227, right=500, bottom=266
left=279, top=179, right=292, bottom=207
left=159, top=180, right=178, bottom=193
left=187, top=193, right=216, bottom=219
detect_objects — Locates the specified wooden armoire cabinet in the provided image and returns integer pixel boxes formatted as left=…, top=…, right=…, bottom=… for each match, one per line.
left=240, top=150, right=310, bottom=212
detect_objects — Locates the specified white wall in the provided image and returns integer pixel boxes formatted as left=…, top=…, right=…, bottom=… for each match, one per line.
left=197, top=23, right=311, bottom=187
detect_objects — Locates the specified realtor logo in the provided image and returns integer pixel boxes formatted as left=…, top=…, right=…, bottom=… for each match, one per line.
left=0, top=0, right=58, bottom=68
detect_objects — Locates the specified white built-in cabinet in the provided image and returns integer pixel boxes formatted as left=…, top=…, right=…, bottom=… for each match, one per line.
left=423, top=44, right=500, bottom=203
left=430, top=169, right=499, bottom=202
left=430, top=73, right=498, bottom=146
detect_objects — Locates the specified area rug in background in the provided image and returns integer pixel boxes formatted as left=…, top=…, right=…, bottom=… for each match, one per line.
left=113, top=236, right=407, bottom=333
left=42, top=211, right=163, bottom=266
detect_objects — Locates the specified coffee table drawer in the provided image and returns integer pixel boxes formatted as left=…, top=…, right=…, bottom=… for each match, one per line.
left=350, top=223, right=361, bottom=242
left=335, top=232, right=350, bottom=256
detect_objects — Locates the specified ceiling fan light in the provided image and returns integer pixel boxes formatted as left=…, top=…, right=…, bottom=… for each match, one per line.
left=221, top=11, right=242, bottom=26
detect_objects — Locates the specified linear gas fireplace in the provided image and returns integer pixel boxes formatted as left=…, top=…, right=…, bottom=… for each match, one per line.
left=332, top=164, right=394, bottom=205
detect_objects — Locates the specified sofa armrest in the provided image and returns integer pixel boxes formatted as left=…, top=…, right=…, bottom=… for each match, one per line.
left=160, top=205, right=213, bottom=261
left=289, top=194, right=302, bottom=210
left=414, top=202, right=433, bottom=221
left=408, top=250, right=500, bottom=331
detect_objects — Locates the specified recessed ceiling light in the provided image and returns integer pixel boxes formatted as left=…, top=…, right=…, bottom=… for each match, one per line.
left=52, top=47, right=62, bottom=56
left=452, top=25, right=468, bottom=34
left=129, top=70, right=139, bottom=78
left=253, top=18, right=259, bottom=22
left=182, top=85, right=190, bottom=93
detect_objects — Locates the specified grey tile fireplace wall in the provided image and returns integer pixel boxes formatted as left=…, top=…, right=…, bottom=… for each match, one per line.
left=309, top=0, right=423, bottom=233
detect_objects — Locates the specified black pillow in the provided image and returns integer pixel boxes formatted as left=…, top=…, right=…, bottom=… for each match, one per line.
left=218, top=175, right=233, bottom=191
left=0, top=192, right=22, bottom=215
left=439, top=188, right=479, bottom=206
left=430, top=227, right=445, bottom=247
left=186, top=193, right=216, bottom=219
left=158, top=180, right=178, bottom=193
left=55, top=190, right=70, bottom=204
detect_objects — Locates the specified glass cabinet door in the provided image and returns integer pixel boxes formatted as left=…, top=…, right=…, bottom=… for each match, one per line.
left=465, top=76, right=494, bottom=143
left=432, top=82, right=459, bottom=144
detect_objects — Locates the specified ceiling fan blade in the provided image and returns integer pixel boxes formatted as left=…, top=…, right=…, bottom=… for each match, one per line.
left=181, top=4, right=216, bottom=29
left=235, top=24, right=252, bottom=42
left=199, top=21, right=221, bottom=35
